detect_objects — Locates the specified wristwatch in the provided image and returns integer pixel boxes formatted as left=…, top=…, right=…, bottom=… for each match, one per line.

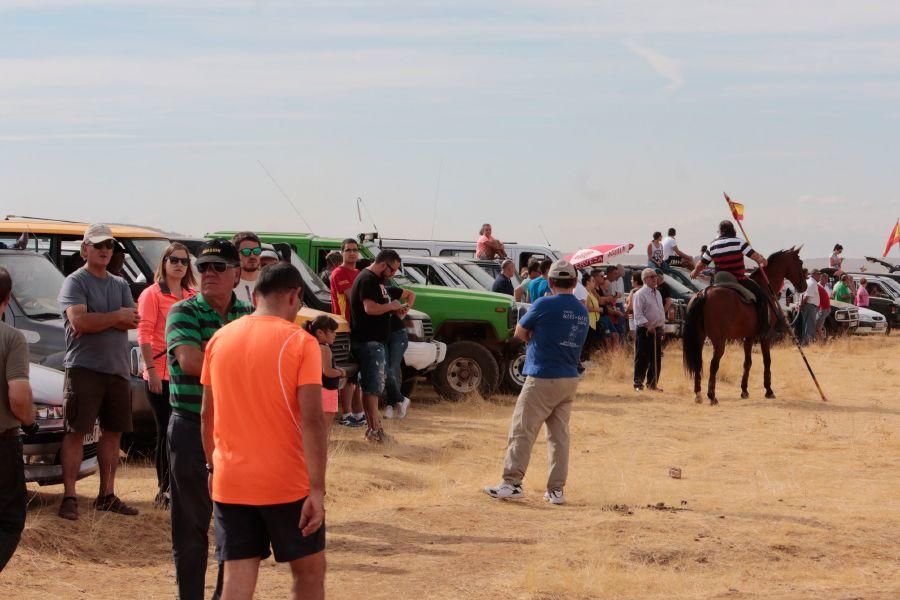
left=205, top=463, right=214, bottom=474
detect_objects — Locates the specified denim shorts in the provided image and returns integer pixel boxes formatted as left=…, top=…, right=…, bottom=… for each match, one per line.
left=351, top=340, right=387, bottom=396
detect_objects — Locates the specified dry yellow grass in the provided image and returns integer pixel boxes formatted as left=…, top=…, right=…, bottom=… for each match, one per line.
left=2, top=336, right=899, bottom=599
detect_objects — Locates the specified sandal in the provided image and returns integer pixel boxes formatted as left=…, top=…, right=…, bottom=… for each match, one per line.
left=58, top=496, right=79, bottom=521
left=93, top=494, right=139, bottom=516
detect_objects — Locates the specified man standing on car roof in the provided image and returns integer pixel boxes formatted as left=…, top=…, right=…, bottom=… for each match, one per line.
left=57, top=223, right=140, bottom=521
left=0, top=267, right=35, bottom=572
left=166, top=239, right=253, bottom=600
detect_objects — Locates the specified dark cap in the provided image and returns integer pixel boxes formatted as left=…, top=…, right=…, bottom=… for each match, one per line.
left=196, top=239, right=240, bottom=267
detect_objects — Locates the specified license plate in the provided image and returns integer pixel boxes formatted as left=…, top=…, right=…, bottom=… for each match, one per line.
left=83, top=423, right=101, bottom=445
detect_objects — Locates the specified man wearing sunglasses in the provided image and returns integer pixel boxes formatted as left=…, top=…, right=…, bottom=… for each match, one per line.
left=349, top=249, right=406, bottom=443
left=165, top=238, right=253, bottom=600
left=56, top=223, right=141, bottom=521
left=232, top=231, right=262, bottom=306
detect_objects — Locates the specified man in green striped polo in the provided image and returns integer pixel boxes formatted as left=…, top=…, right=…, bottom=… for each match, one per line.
left=166, top=238, right=253, bottom=600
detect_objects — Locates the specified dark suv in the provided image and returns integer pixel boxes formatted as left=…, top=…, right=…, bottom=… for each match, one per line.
left=0, top=250, right=101, bottom=484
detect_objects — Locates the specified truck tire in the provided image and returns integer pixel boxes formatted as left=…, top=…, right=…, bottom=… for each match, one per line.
left=432, top=341, right=500, bottom=401
left=501, top=350, right=527, bottom=395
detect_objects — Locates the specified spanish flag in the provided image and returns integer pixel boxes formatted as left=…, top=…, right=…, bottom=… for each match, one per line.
left=884, top=219, right=900, bottom=257
left=724, top=193, right=744, bottom=222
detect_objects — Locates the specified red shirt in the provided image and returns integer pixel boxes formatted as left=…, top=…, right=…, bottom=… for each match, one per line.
left=330, top=265, right=359, bottom=320
left=817, top=284, right=830, bottom=310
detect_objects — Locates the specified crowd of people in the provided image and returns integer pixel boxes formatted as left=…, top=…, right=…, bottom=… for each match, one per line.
left=0, top=219, right=869, bottom=597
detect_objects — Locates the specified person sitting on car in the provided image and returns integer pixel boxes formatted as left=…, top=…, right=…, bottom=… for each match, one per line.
left=476, top=223, right=508, bottom=260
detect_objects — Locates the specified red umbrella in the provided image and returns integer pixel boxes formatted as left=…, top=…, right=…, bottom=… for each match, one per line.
left=566, top=243, right=634, bottom=270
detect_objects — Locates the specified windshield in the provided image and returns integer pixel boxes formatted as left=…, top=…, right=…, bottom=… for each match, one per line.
left=662, top=274, right=694, bottom=297
left=128, top=238, right=171, bottom=281
left=874, top=277, right=900, bottom=298
left=442, top=262, right=488, bottom=290
left=457, top=262, right=497, bottom=290
left=0, top=254, right=65, bottom=318
left=289, top=250, right=332, bottom=304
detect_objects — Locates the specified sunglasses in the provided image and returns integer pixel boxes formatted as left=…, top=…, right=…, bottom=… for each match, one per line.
left=197, top=262, right=230, bottom=273
left=167, top=256, right=190, bottom=266
left=240, top=247, right=262, bottom=256
left=91, top=240, right=115, bottom=250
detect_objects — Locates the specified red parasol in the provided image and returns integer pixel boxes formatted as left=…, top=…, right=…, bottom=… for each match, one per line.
left=566, top=243, right=634, bottom=270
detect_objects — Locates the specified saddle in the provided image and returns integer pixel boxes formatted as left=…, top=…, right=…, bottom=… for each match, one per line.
left=710, top=272, right=756, bottom=304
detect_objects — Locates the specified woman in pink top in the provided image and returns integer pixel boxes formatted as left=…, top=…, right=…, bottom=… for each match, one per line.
left=856, top=277, right=870, bottom=307
left=476, top=223, right=507, bottom=260
left=137, top=242, right=196, bottom=507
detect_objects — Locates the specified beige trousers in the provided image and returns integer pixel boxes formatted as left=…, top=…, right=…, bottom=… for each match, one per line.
left=502, top=376, right=579, bottom=491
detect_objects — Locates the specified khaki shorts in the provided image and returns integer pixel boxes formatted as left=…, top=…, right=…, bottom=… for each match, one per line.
left=63, top=367, right=133, bottom=434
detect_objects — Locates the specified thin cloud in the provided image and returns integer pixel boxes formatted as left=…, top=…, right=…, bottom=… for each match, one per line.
left=623, top=40, right=684, bottom=92
left=0, top=132, right=133, bottom=142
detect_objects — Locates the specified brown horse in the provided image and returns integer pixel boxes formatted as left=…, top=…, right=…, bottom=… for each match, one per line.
left=682, top=248, right=806, bottom=405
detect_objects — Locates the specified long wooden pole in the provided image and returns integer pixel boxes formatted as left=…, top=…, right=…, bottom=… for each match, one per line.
left=723, top=192, right=828, bottom=402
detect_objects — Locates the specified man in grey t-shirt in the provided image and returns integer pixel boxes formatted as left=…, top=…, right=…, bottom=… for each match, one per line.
left=56, top=224, right=140, bottom=521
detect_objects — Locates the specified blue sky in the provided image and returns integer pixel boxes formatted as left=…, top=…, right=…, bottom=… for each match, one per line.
left=2, top=1, right=899, bottom=257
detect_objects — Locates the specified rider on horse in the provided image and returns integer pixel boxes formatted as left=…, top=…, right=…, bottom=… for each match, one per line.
left=690, top=220, right=772, bottom=335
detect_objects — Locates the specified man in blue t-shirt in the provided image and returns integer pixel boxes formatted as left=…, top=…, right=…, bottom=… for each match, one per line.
left=527, top=258, right=552, bottom=302
left=484, top=260, right=589, bottom=506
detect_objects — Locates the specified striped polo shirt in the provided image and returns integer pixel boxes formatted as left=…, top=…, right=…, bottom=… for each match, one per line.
left=700, top=235, right=755, bottom=280
left=166, top=293, right=253, bottom=414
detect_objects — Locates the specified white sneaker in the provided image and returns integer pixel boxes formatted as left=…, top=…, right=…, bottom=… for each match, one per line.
left=383, top=405, right=394, bottom=419
left=397, top=397, right=411, bottom=419
left=484, top=482, right=524, bottom=500
left=543, top=489, right=565, bottom=505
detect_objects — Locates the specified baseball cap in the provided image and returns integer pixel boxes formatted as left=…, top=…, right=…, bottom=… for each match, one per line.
left=83, top=223, right=115, bottom=245
left=548, top=259, right=577, bottom=280
left=260, top=243, right=279, bottom=261
left=195, top=238, right=240, bottom=266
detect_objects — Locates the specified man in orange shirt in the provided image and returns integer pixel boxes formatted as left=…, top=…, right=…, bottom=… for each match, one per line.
left=200, top=263, right=327, bottom=600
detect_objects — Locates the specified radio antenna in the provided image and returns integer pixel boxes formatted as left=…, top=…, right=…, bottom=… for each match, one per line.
left=257, top=160, right=313, bottom=231
left=538, top=225, right=553, bottom=247
left=357, top=196, right=379, bottom=233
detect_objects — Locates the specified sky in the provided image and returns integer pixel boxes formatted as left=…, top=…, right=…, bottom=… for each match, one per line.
left=2, top=0, right=900, bottom=258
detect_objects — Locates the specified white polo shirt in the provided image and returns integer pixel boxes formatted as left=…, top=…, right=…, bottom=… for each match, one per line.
left=803, top=276, right=820, bottom=307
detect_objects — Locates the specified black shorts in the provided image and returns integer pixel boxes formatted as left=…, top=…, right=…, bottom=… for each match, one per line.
left=63, top=367, right=133, bottom=434
left=214, top=497, right=326, bottom=563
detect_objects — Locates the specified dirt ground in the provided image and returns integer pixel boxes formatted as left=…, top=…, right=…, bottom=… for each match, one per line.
left=2, top=336, right=899, bottom=599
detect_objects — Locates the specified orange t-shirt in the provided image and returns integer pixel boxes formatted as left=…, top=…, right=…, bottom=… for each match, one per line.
left=201, top=315, right=322, bottom=505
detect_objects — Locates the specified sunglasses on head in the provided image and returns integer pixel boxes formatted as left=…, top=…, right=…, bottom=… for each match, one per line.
left=240, top=247, right=262, bottom=256
left=91, top=240, right=115, bottom=250
left=197, top=262, right=230, bottom=273
left=167, top=256, right=190, bottom=266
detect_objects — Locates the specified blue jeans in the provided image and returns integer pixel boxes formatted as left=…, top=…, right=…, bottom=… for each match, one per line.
left=384, top=329, right=409, bottom=406
left=351, top=340, right=388, bottom=396
left=800, top=303, right=819, bottom=345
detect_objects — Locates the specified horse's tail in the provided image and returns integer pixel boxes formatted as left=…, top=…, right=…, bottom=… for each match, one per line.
left=683, top=291, right=706, bottom=378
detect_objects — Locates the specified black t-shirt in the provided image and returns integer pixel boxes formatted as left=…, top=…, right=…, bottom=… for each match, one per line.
left=350, top=268, right=392, bottom=343
left=658, top=282, right=672, bottom=302
left=491, top=274, right=514, bottom=296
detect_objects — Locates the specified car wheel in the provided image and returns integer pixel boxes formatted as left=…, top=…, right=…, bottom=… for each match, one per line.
left=432, top=341, right=500, bottom=401
left=501, top=351, right=527, bottom=394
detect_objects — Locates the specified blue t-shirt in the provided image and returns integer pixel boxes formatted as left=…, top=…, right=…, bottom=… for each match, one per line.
left=528, top=277, right=550, bottom=302
left=519, top=294, right=589, bottom=379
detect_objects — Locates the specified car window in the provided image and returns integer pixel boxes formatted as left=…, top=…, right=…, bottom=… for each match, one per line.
left=400, top=265, right=427, bottom=285
left=442, top=262, right=487, bottom=290
left=457, top=262, right=496, bottom=290
left=129, top=238, right=171, bottom=280
left=0, top=234, right=52, bottom=253
left=288, top=250, right=332, bottom=305
left=0, top=254, right=65, bottom=319
left=875, top=278, right=900, bottom=298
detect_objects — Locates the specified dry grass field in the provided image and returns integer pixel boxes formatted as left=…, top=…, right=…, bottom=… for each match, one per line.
left=3, top=336, right=899, bottom=599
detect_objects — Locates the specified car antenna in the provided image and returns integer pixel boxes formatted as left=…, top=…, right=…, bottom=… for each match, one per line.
left=538, top=225, right=552, bottom=248
left=356, top=196, right=379, bottom=235
left=257, top=160, right=314, bottom=232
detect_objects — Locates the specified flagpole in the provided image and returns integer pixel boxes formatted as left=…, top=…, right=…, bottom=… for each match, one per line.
left=723, top=192, right=828, bottom=402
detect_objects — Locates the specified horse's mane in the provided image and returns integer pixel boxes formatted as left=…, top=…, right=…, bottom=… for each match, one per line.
left=748, top=249, right=794, bottom=277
